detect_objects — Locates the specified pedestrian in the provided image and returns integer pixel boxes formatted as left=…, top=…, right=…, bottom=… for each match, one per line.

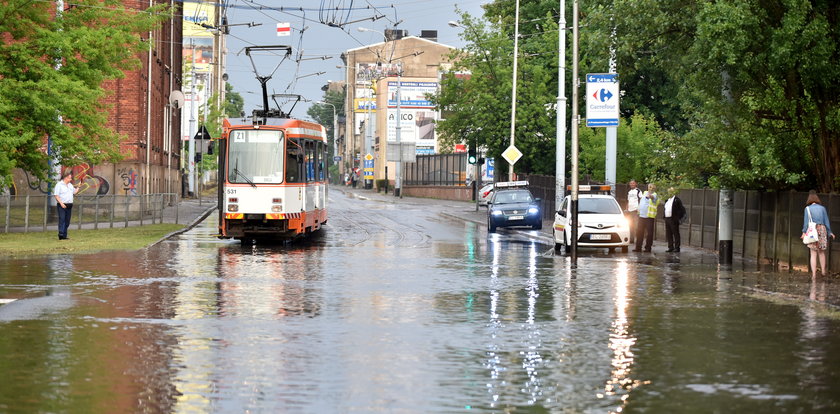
left=801, top=191, right=835, bottom=277
left=626, top=179, right=642, bottom=244
left=53, top=171, right=79, bottom=240
left=664, top=188, right=686, bottom=252
left=633, top=183, right=659, bottom=252
left=344, top=172, right=350, bottom=186
left=351, top=168, right=358, bottom=188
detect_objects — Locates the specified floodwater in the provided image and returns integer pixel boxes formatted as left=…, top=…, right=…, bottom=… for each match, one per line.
left=1, top=193, right=839, bottom=413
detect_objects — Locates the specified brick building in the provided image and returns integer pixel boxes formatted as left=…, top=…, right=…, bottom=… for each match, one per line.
left=9, top=0, right=184, bottom=198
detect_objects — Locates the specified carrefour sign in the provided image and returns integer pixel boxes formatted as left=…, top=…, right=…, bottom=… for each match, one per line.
left=585, top=73, right=619, bottom=127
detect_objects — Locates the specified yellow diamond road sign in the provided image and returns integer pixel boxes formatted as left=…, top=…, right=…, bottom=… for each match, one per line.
left=365, top=153, right=373, bottom=161
left=502, top=145, right=523, bottom=165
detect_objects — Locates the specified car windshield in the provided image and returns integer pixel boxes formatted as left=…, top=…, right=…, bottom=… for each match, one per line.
left=493, top=190, right=533, bottom=204
left=578, top=197, right=622, bottom=214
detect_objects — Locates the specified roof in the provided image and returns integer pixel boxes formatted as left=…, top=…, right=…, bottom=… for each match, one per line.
left=344, top=36, right=456, bottom=54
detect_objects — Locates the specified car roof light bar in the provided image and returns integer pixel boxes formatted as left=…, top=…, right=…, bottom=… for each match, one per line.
left=495, top=180, right=529, bottom=188
left=566, top=185, right=611, bottom=192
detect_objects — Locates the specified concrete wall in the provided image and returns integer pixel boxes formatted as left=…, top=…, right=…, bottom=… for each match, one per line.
left=403, top=185, right=473, bottom=202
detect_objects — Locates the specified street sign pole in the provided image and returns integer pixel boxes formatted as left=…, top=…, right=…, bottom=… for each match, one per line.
left=571, top=0, right=580, bottom=261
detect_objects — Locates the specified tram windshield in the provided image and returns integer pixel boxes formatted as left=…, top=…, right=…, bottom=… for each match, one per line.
left=228, top=129, right=285, bottom=184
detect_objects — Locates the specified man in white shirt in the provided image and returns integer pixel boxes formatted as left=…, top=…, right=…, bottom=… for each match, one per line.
left=53, top=172, right=79, bottom=240
left=626, top=180, right=642, bottom=244
left=664, top=188, right=686, bottom=252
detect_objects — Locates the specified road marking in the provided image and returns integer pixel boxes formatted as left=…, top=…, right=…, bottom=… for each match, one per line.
left=0, top=299, right=17, bottom=305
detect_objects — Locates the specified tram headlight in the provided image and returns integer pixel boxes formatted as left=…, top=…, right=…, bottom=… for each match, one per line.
left=271, top=205, right=282, bottom=212
left=228, top=204, right=239, bottom=212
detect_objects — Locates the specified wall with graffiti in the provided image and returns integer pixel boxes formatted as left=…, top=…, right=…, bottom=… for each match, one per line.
left=13, top=163, right=115, bottom=197
left=9, top=162, right=181, bottom=197
left=117, top=166, right=139, bottom=196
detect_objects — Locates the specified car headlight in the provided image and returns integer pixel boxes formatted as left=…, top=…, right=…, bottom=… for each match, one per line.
left=491, top=210, right=503, bottom=216
left=528, top=207, right=539, bottom=214
left=616, top=217, right=630, bottom=228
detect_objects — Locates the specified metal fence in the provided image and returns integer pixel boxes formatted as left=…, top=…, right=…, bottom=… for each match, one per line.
left=404, top=153, right=469, bottom=186
left=524, top=174, right=839, bottom=271
left=1, top=193, right=180, bottom=233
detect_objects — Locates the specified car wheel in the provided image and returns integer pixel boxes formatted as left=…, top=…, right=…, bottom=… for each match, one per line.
left=488, top=217, right=496, bottom=233
left=532, top=221, right=542, bottom=230
left=621, top=246, right=629, bottom=253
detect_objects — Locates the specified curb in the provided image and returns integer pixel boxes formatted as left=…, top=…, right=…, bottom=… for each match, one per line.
left=149, top=203, right=217, bottom=247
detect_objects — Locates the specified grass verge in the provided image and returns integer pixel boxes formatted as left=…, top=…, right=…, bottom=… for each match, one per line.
left=0, top=224, right=184, bottom=257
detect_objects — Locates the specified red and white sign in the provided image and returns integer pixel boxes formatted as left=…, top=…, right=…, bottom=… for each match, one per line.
left=276, top=22, right=291, bottom=36
left=454, top=144, right=466, bottom=153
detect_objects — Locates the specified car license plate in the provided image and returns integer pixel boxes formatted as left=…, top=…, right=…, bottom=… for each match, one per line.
left=590, top=234, right=611, bottom=240
left=509, top=215, right=524, bottom=220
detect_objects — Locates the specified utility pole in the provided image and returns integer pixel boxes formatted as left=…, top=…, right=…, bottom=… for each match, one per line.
left=188, top=40, right=197, bottom=197
left=395, top=68, right=403, bottom=197
left=508, top=0, right=521, bottom=180
left=570, top=0, right=580, bottom=261
left=556, top=0, right=567, bottom=210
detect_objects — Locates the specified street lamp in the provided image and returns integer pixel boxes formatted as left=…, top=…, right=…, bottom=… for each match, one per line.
left=317, top=101, right=338, bottom=167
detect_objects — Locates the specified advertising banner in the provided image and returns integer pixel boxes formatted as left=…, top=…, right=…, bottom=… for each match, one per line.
left=386, top=81, right=437, bottom=108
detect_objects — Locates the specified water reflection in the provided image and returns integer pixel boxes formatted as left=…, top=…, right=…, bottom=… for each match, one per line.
left=602, top=259, right=642, bottom=412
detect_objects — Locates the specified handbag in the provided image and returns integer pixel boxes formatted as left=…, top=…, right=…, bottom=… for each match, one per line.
left=803, top=206, right=819, bottom=244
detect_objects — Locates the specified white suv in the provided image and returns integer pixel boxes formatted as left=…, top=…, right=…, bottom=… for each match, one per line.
left=553, top=189, right=631, bottom=253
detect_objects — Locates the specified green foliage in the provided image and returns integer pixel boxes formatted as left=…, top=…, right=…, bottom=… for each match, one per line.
left=579, top=113, right=674, bottom=184
left=585, top=0, right=840, bottom=191
left=0, top=0, right=170, bottom=189
left=307, top=89, right=345, bottom=159
left=439, top=0, right=840, bottom=191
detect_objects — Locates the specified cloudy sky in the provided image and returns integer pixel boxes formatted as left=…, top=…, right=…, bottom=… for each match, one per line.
left=220, top=0, right=489, bottom=118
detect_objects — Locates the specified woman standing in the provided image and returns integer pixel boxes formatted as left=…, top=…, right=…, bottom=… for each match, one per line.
left=801, top=191, right=835, bottom=277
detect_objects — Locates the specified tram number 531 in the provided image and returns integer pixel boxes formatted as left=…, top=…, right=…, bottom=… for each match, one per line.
left=226, top=189, right=237, bottom=195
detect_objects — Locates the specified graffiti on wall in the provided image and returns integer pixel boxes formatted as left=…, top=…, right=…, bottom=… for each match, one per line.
left=118, top=167, right=139, bottom=196
left=25, top=163, right=109, bottom=195
left=62, top=164, right=110, bottom=195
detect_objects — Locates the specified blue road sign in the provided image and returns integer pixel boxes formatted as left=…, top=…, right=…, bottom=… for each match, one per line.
left=586, top=73, right=619, bottom=127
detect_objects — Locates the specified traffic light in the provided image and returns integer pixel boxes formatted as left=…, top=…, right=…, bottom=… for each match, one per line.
left=468, top=146, right=477, bottom=164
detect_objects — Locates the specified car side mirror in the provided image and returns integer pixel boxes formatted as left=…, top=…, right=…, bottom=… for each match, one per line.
left=534, top=198, right=542, bottom=202
left=557, top=210, right=566, bottom=216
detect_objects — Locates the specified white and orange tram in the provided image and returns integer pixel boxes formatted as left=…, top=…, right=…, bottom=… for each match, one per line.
left=216, top=116, right=328, bottom=242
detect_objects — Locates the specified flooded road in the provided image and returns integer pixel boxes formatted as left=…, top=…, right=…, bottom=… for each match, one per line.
left=1, top=191, right=839, bottom=412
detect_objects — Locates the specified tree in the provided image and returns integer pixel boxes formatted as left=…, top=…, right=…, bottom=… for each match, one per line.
left=307, top=88, right=346, bottom=158
left=586, top=0, right=840, bottom=191
left=0, top=0, right=169, bottom=188
left=579, top=113, right=672, bottom=184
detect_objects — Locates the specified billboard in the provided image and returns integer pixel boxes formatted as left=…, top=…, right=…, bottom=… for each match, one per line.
left=183, top=1, right=215, bottom=38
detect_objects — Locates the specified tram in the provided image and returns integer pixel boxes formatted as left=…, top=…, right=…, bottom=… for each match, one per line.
left=216, top=45, right=328, bottom=242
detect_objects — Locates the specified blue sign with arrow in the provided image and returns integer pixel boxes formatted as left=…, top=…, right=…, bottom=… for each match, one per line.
left=585, top=73, right=620, bottom=127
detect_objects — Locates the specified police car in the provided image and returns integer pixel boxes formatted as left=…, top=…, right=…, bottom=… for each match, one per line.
left=553, top=185, right=631, bottom=252
left=487, top=181, right=542, bottom=232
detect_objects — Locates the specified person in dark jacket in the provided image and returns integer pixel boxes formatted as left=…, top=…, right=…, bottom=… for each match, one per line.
left=664, top=189, right=686, bottom=252
left=802, top=191, right=835, bottom=277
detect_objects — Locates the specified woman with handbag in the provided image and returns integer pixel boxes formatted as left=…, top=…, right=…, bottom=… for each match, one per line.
left=801, top=191, right=835, bottom=277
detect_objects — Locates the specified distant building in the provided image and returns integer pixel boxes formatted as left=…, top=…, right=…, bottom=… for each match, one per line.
left=181, top=0, right=227, bottom=196
left=340, top=31, right=455, bottom=181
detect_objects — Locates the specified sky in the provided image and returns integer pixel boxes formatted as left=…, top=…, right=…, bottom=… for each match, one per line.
left=221, top=0, right=490, bottom=119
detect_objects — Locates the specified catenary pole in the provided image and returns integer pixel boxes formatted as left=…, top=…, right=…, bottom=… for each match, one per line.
left=570, top=0, right=580, bottom=261
left=508, top=0, right=520, bottom=179
left=556, top=0, right=567, bottom=210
